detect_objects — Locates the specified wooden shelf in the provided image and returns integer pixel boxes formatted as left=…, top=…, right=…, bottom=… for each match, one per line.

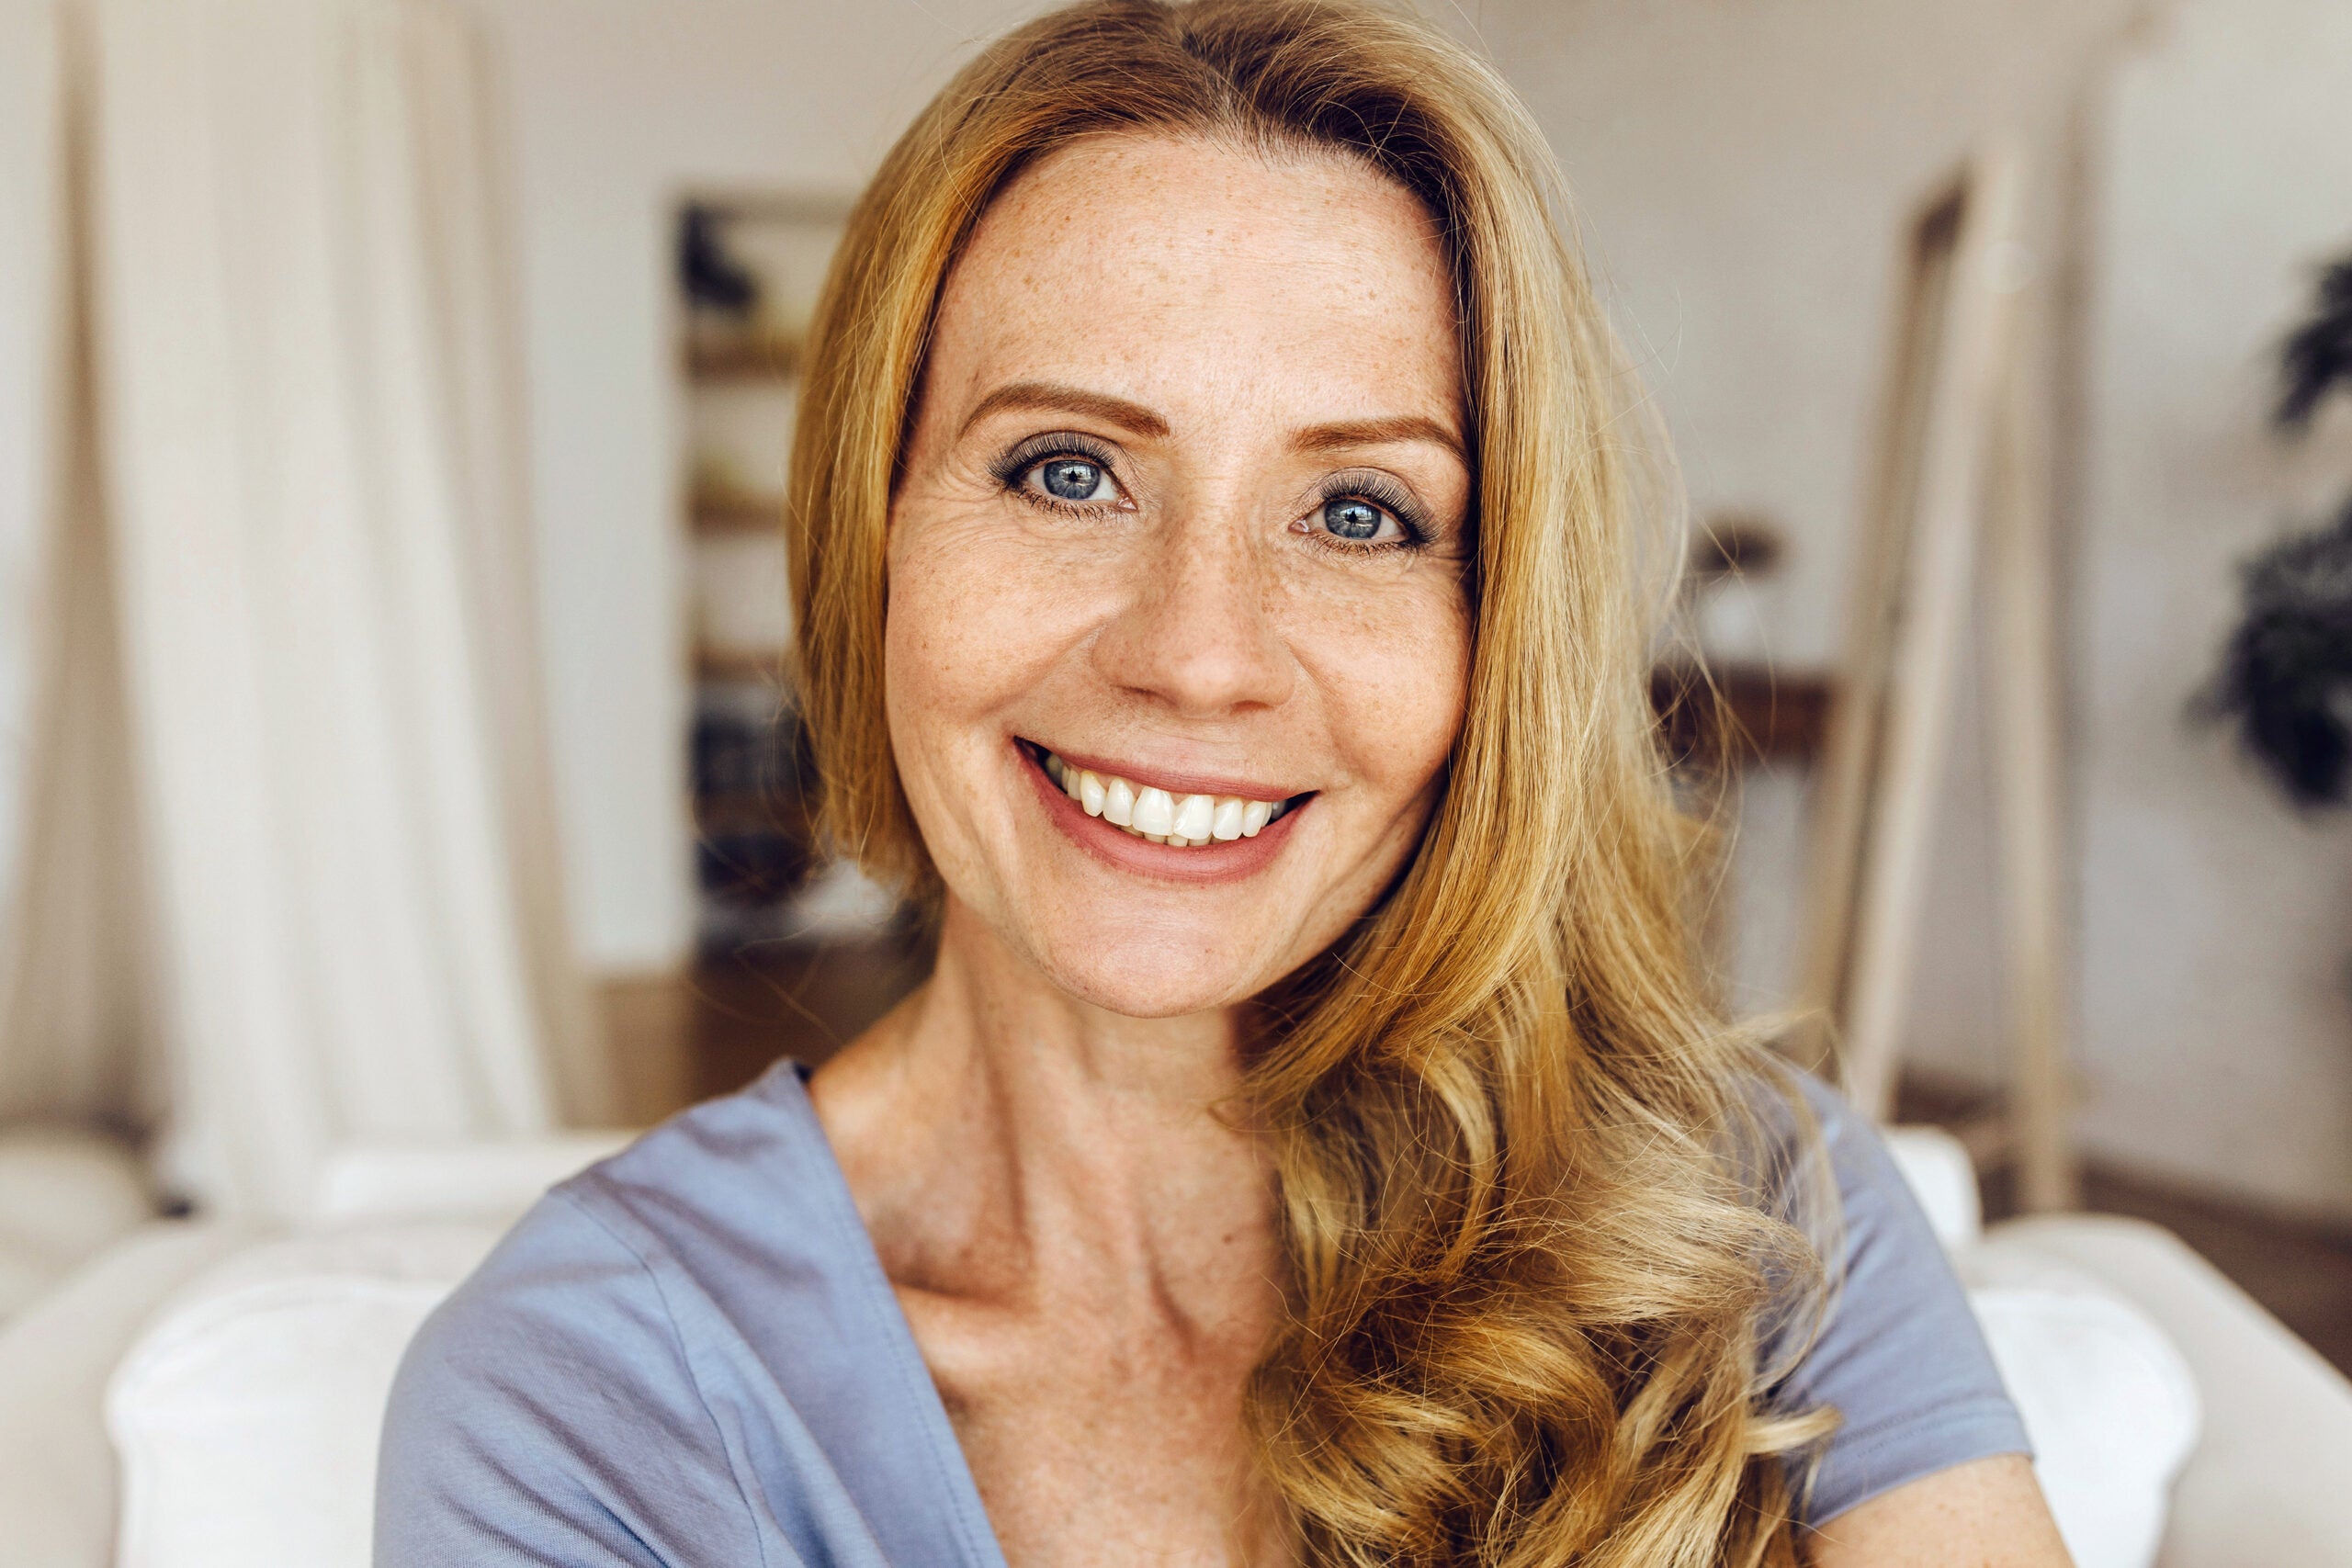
left=694, top=788, right=811, bottom=838
left=1651, top=660, right=1836, bottom=768
left=685, top=336, right=801, bottom=382
left=695, top=647, right=788, bottom=686
left=691, top=496, right=785, bottom=535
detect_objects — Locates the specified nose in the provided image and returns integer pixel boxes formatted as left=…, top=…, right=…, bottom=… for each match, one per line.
left=1090, top=511, right=1295, bottom=717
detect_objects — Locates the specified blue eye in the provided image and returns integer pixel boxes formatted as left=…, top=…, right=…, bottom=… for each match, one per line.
left=1321, top=497, right=1390, bottom=541
left=1036, top=457, right=1107, bottom=502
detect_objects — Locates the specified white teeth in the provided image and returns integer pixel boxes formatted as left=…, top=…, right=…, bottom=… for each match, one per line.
left=1171, top=793, right=1214, bottom=840
left=1133, top=786, right=1176, bottom=836
left=1039, top=750, right=1289, bottom=849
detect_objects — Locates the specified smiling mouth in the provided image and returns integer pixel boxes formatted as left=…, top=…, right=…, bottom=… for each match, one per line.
left=1023, top=742, right=1304, bottom=848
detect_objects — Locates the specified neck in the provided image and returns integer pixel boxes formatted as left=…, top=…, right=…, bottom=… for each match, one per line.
left=811, top=896, right=1274, bottom=1310
left=925, top=895, right=1250, bottom=1113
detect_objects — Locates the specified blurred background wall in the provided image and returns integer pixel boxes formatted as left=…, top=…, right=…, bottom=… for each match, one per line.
left=1487, top=0, right=2352, bottom=1219
left=2075, top=0, right=2352, bottom=1216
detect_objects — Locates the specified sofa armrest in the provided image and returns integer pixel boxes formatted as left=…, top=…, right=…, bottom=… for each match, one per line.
left=0, top=1126, right=157, bottom=1322
left=0, top=1221, right=253, bottom=1568
left=1984, top=1214, right=2352, bottom=1568
left=1883, top=1123, right=1984, bottom=1249
left=307, top=1131, right=635, bottom=1226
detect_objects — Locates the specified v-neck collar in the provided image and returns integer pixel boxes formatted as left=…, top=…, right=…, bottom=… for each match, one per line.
left=770, top=1063, right=1012, bottom=1568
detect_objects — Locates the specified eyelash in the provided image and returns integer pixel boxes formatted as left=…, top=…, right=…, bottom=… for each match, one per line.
left=1309, top=470, right=1432, bottom=554
left=989, top=434, right=1433, bottom=553
left=989, top=433, right=1126, bottom=515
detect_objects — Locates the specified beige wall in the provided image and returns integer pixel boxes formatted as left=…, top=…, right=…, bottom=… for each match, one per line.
left=1472, top=0, right=2154, bottom=1071
left=2074, top=0, right=2352, bottom=1216
left=1484, top=0, right=2352, bottom=1218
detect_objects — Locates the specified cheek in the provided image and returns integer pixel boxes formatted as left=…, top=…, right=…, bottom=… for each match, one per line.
left=883, top=544, right=986, bottom=739
left=881, top=513, right=1102, bottom=760
left=1287, top=568, right=1471, bottom=806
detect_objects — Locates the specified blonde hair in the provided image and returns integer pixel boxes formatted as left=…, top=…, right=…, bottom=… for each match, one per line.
left=786, top=3, right=1833, bottom=1562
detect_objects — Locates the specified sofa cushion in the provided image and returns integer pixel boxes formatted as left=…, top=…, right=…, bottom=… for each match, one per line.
left=1962, top=1266, right=2200, bottom=1568
left=107, top=1224, right=503, bottom=1568
left=1985, top=1214, right=2352, bottom=1568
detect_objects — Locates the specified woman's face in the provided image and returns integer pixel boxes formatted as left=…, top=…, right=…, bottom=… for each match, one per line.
left=886, top=134, right=1473, bottom=1018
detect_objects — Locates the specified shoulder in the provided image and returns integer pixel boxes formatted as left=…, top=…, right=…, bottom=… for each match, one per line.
left=377, top=1066, right=829, bottom=1566
left=559, top=1060, right=843, bottom=1258
left=1765, top=1070, right=2031, bottom=1529
left=378, top=1190, right=761, bottom=1565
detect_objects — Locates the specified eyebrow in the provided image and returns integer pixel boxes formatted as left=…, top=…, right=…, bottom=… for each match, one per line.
left=957, top=380, right=1467, bottom=465
left=1291, top=414, right=1467, bottom=466
left=959, top=380, right=1171, bottom=441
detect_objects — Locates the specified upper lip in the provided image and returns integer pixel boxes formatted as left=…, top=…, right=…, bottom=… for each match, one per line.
left=1024, top=739, right=1311, bottom=804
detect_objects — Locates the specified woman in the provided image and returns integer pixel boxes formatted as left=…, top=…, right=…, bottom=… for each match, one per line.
left=380, top=4, right=2071, bottom=1563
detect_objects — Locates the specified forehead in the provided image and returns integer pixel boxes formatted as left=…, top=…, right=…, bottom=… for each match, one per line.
left=926, top=134, right=1463, bottom=430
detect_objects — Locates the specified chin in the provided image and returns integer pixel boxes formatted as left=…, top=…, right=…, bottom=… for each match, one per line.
left=1022, top=928, right=1273, bottom=1021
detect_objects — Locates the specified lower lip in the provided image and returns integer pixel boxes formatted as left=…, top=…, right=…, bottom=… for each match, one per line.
left=1023, top=748, right=1306, bottom=886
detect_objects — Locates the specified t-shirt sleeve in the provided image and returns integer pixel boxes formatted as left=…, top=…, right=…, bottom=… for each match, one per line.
left=375, top=1190, right=765, bottom=1568
left=1770, top=1076, right=2031, bottom=1529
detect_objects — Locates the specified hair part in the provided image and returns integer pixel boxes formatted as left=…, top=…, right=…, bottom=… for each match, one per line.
left=786, top=4, right=1835, bottom=1562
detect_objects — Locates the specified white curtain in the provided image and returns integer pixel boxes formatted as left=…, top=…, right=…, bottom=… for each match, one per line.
left=0, top=0, right=156, bottom=1134
left=0, top=0, right=612, bottom=1218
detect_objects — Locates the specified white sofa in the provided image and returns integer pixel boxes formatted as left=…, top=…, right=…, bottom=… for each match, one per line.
left=0, top=1127, right=158, bottom=1325
left=0, top=1134, right=628, bottom=1568
left=0, top=1129, right=2346, bottom=1568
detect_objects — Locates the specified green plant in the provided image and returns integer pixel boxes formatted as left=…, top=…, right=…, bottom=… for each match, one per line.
left=2205, top=251, right=2352, bottom=807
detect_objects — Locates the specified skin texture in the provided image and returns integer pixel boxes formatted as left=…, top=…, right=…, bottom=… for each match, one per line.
left=879, top=141, right=1473, bottom=1023
left=809, top=133, right=2072, bottom=1568
left=1810, top=1455, right=2075, bottom=1567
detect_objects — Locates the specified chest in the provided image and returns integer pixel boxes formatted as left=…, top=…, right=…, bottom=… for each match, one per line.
left=899, top=1290, right=1291, bottom=1568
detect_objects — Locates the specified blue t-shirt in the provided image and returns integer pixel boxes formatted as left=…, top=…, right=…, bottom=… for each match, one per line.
left=376, top=1064, right=2026, bottom=1564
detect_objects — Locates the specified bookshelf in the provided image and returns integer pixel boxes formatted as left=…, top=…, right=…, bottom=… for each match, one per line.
left=676, top=192, right=900, bottom=953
